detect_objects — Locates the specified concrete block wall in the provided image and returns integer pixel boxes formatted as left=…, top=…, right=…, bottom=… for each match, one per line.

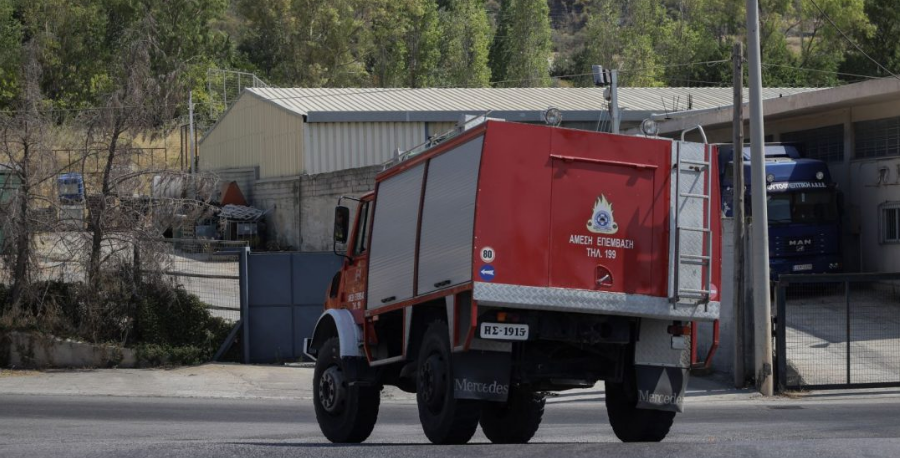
left=253, top=177, right=302, bottom=250
left=299, top=165, right=381, bottom=252
left=697, top=218, right=736, bottom=376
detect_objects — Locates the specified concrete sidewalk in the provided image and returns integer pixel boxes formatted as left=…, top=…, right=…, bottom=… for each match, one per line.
left=0, top=363, right=739, bottom=403
left=2, top=363, right=897, bottom=405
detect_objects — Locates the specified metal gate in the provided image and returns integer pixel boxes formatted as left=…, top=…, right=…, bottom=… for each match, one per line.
left=775, top=273, right=900, bottom=391
left=242, top=251, right=343, bottom=363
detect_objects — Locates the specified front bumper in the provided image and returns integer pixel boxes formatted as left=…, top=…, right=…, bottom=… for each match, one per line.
left=770, top=255, right=842, bottom=280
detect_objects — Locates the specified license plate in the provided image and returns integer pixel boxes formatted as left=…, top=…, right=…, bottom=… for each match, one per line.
left=792, top=264, right=813, bottom=272
left=480, top=323, right=529, bottom=341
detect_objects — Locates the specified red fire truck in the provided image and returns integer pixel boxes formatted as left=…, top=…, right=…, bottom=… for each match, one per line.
left=304, top=119, right=721, bottom=444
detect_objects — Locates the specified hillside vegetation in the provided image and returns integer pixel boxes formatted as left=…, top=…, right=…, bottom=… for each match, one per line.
left=0, top=0, right=897, bottom=117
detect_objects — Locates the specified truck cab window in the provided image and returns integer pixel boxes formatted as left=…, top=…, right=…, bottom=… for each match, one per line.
left=354, top=202, right=373, bottom=256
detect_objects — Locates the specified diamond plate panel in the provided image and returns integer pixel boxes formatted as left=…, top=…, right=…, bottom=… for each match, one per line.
left=635, top=319, right=691, bottom=368
left=472, top=282, right=719, bottom=321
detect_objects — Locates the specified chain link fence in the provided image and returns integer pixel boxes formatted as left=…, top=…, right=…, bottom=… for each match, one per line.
left=157, top=239, right=246, bottom=322
left=0, top=236, right=246, bottom=323
left=776, top=273, right=900, bottom=390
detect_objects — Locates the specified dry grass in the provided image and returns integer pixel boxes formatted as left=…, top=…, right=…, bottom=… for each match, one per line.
left=0, top=369, right=41, bottom=378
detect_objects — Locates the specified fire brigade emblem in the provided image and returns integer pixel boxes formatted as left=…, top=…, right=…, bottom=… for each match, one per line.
left=587, top=195, right=618, bottom=234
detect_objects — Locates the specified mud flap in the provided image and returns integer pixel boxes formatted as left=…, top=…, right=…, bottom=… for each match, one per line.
left=634, top=365, right=688, bottom=413
left=633, top=319, right=691, bottom=413
left=451, top=350, right=510, bottom=402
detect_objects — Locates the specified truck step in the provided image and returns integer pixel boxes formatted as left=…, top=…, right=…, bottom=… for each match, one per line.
left=679, top=192, right=710, bottom=199
left=679, top=159, right=710, bottom=167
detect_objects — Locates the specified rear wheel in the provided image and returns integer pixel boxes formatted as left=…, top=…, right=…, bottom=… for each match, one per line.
left=313, top=337, right=380, bottom=443
left=480, top=389, right=545, bottom=444
left=416, top=321, right=482, bottom=444
left=605, top=379, right=675, bottom=442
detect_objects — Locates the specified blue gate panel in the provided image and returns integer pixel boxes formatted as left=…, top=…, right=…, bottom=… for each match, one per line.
left=291, top=253, right=343, bottom=304
left=248, top=253, right=292, bottom=306
left=248, top=306, right=293, bottom=363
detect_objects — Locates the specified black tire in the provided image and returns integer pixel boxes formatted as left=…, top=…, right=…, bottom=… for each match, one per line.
left=480, top=390, right=545, bottom=444
left=313, top=337, right=380, bottom=443
left=604, top=379, right=675, bottom=442
left=416, top=321, right=482, bottom=444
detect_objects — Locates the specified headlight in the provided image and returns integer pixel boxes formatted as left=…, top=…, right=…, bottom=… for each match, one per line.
left=640, top=118, right=659, bottom=136
left=542, top=107, right=562, bottom=126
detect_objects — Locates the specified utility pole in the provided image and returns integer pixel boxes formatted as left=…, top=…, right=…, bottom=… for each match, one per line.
left=731, top=42, right=747, bottom=388
left=609, top=70, right=620, bottom=134
left=591, top=65, right=620, bottom=134
left=189, top=90, right=196, bottom=176
left=746, top=0, right=773, bottom=396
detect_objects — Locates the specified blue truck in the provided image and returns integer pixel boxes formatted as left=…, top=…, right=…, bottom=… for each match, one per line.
left=717, top=144, right=842, bottom=279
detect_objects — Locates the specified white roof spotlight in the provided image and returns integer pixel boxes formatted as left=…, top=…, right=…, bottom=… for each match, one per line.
left=640, top=118, right=659, bottom=136
left=542, top=107, right=562, bottom=127
left=816, top=171, right=825, bottom=180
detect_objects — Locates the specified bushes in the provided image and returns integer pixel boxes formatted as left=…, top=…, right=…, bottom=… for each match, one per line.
left=132, top=282, right=232, bottom=364
left=0, top=277, right=233, bottom=366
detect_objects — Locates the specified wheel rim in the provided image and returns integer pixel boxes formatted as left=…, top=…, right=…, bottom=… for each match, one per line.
left=419, top=353, right=447, bottom=413
left=318, top=365, right=346, bottom=414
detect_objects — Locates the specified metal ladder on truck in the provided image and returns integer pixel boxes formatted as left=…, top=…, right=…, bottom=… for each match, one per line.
left=671, top=126, right=713, bottom=307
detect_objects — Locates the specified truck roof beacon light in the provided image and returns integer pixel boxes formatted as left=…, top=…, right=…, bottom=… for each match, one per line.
left=542, top=107, right=562, bottom=126
left=640, top=118, right=659, bottom=136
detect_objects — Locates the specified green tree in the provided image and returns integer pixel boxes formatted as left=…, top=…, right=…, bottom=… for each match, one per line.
left=0, top=0, right=22, bottom=107
left=15, top=0, right=111, bottom=110
left=436, top=0, right=492, bottom=87
left=490, top=0, right=552, bottom=87
left=572, top=0, right=620, bottom=87
left=488, top=0, right=512, bottom=84
left=841, top=0, right=898, bottom=78
left=369, top=0, right=442, bottom=87
left=238, top=0, right=371, bottom=87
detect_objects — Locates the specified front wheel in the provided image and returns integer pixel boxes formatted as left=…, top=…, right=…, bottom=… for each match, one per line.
left=605, top=380, right=675, bottom=442
left=313, top=337, right=380, bottom=443
left=416, top=321, right=482, bottom=444
left=480, top=389, right=545, bottom=443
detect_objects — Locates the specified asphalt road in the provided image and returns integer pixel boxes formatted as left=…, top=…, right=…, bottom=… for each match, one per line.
left=2, top=394, right=900, bottom=458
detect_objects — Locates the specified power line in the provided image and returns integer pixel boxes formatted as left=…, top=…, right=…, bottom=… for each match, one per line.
left=616, top=60, right=731, bottom=74
left=807, top=0, right=900, bottom=82
left=761, top=63, right=881, bottom=81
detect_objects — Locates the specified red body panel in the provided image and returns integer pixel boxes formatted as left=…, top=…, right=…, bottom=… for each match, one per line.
left=335, top=121, right=722, bottom=322
left=472, top=122, right=712, bottom=299
left=472, top=122, right=554, bottom=289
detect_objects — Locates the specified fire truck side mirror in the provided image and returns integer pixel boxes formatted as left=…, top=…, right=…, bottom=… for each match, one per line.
left=334, top=206, right=350, bottom=244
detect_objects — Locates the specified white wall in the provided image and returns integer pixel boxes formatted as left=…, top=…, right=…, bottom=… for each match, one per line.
left=850, top=158, right=900, bottom=272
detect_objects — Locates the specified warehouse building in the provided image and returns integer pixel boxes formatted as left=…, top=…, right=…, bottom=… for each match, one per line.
left=642, top=77, right=900, bottom=274
left=200, top=86, right=813, bottom=251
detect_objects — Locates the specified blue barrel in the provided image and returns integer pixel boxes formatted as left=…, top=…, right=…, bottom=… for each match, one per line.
left=58, top=173, right=85, bottom=204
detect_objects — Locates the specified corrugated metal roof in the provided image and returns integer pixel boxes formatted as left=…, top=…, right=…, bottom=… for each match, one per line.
left=246, top=87, right=821, bottom=123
